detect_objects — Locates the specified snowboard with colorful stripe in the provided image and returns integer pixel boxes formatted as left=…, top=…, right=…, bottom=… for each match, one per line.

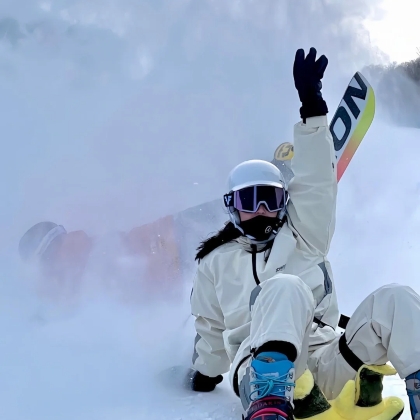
left=272, top=72, right=375, bottom=183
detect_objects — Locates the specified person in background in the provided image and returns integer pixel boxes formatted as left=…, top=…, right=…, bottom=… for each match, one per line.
left=18, top=218, right=181, bottom=301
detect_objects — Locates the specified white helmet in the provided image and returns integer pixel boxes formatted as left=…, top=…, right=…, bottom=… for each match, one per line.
left=228, top=160, right=286, bottom=191
left=225, top=160, right=288, bottom=240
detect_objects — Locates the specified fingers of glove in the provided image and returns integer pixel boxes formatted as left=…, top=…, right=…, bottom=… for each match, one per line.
left=294, top=49, right=305, bottom=67
left=214, top=375, right=223, bottom=385
left=315, top=55, right=328, bottom=79
left=190, top=371, right=222, bottom=392
left=293, top=49, right=305, bottom=80
left=304, top=47, right=317, bottom=71
left=192, top=382, right=215, bottom=392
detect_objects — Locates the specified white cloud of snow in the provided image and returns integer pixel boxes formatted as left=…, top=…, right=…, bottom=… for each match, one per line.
left=0, top=0, right=417, bottom=419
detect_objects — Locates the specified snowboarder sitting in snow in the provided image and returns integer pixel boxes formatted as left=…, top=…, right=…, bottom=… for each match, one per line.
left=188, top=48, right=418, bottom=420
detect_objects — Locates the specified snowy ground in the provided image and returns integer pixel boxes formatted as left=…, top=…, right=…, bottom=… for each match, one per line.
left=0, top=272, right=412, bottom=420
left=0, top=279, right=236, bottom=420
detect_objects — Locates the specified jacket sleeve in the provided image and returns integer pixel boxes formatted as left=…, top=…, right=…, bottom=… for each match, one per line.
left=190, top=261, right=230, bottom=378
left=287, top=115, right=337, bottom=255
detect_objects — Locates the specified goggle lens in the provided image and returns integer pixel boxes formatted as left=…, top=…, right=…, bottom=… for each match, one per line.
left=224, top=185, right=286, bottom=213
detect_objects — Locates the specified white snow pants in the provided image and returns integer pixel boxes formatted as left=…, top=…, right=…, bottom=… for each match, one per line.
left=234, top=274, right=420, bottom=402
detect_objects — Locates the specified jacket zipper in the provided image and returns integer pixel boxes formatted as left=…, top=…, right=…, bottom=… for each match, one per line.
left=251, top=245, right=261, bottom=285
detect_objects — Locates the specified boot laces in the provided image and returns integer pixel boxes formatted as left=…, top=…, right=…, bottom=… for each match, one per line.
left=249, top=371, right=295, bottom=402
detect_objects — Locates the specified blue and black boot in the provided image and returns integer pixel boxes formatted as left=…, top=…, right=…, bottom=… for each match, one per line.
left=244, top=352, right=295, bottom=420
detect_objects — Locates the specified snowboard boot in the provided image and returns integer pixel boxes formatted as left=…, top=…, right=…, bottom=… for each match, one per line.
left=244, top=352, right=295, bottom=420
left=406, top=370, right=420, bottom=420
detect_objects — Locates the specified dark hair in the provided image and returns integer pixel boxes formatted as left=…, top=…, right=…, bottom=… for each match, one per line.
left=195, top=222, right=241, bottom=262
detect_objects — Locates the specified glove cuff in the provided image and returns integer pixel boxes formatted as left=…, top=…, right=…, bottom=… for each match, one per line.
left=300, top=98, right=328, bottom=121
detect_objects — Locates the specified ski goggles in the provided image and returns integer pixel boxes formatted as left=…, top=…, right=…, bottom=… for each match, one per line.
left=224, top=185, right=287, bottom=213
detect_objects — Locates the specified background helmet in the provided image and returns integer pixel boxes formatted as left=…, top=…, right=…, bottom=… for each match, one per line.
left=19, top=221, right=67, bottom=261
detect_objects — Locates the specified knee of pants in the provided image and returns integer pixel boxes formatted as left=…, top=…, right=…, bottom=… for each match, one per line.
left=264, top=273, right=309, bottom=290
left=373, top=283, right=418, bottom=303
left=252, top=274, right=315, bottom=313
left=261, top=274, right=313, bottom=298
left=349, top=283, right=420, bottom=337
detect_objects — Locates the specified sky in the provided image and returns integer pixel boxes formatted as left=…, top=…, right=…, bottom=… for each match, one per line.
left=0, top=1, right=419, bottom=419
left=364, top=0, right=420, bottom=63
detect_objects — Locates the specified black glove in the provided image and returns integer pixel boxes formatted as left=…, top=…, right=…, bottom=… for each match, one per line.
left=185, top=369, right=223, bottom=392
left=293, top=47, right=329, bottom=120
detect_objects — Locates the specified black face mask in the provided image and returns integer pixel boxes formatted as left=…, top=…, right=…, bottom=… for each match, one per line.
left=240, top=215, right=280, bottom=241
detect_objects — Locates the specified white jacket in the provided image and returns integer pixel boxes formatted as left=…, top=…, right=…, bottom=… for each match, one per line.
left=191, top=115, right=339, bottom=379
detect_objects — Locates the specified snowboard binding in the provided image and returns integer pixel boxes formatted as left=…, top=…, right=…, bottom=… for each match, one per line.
left=293, top=365, right=404, bottom=420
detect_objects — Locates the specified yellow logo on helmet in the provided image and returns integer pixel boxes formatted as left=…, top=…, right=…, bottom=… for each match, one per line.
left=274, top=143, right=294, bottom=161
